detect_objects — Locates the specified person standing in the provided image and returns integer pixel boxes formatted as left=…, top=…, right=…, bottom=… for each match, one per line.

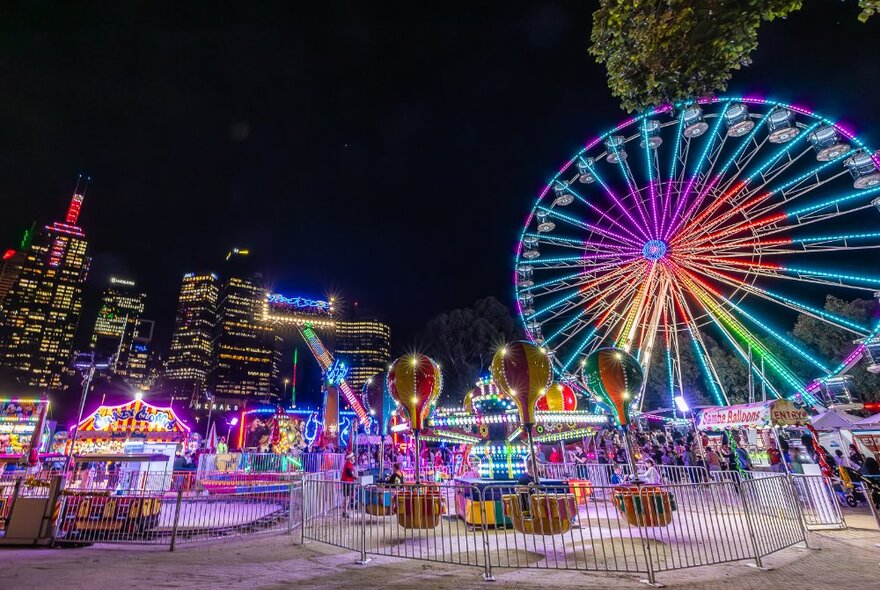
left=340, top=452, right=357, bottom=518
left=705, top=447, right=723, bottom=472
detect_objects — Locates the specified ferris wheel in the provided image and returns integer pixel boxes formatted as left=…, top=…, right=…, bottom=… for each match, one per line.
left=514, top=96, right=880, bottom=411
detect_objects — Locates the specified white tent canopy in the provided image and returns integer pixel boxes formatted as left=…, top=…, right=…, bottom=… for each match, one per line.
left=811, top=408, right=864, bottom=431
left=857, top=412, right=880, bottom=427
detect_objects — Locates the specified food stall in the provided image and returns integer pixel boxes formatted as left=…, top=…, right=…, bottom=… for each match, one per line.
left=0, top=397, right=51, bottom=469
left=697, top=399, right=814, bottom=472
left=69, top=398, right=190, bottom=492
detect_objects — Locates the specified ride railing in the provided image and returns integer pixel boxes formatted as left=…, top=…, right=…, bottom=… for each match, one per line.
left=54, top=481, right=303, bottom=549
left=195, top=451, right=346, bottom=476
left=302, top=474, right=809, bottom=584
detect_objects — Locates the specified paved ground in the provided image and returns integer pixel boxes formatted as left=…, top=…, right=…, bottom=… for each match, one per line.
left=3, top=522, right=880, bottom=590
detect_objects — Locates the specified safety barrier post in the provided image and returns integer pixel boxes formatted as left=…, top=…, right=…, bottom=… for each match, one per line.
left=785, top=473, right=812, bottom=549
left=169, top=489, right=184, bottom=552
left=288, top=482, right=296, bottom=536
left=738, top=480, right=764, bottom=569
left=478, top=487, right=495, bottom=582
left=634, top=485, right=658, bottom=586
left=356, top=484, right=371, bottom=565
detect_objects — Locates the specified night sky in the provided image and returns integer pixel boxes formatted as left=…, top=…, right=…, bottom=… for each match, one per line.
left=1, top=1, right=879, bottom=353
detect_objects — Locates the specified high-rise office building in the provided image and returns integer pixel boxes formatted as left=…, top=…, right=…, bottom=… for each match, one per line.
left=0, top=229, right=30, bottom=306
left=116, top=318, right=154, bottom=388
left=334, top=320, right=391, bottom=390
left=90, top=276, right=147, bottom=370
left=210, top=250, right=281, bottom=402
left=165, top=272, right=219, bottom=400
left=0, top=185, right=91, bottom=390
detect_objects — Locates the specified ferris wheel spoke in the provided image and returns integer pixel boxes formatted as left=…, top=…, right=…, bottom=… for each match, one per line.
left=700, top=174, right=880, bottom=246
left=668, top=280, right=730, bottom=405
left=525, top=233, right=641, bottom=252
left=577, top=157, right=651, bottom=241
left=660, top=114, right=688, bottom=238
left=695, top=256, right=880, bottom=293
left=561, top=183, right=652, bottom=244
left=531, top=261, right=643, bottom=320
left=538, top=206, right=643, bottom=248
left=678, top=259, right=871, bottom=335
left=666, top=110, right=775, bottom=240
left=633, top=276, right=670, bottom=411
left=664, top=105, right=731, bottom=240
left=540, top=273, right=642, bottom=343
left=671, top=262, right=811, bottom=400
left=673, top=261, right=831, bottom=374
left=683, top=279, right=786, bottom=402
left=616, top=261, right=662, bottom=350
left=642, top=120, right=661, bottom=236
left=680, top=152, right=855, bottom=247
left=663, top=303, right=676, bottom=411
left=547, top=285, right=640, bottom=353
left=528, top=253, right=639, bottom=271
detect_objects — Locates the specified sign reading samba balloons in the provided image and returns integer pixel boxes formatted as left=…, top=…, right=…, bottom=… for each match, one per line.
left=583, top=348, right=643, bottom=427
left=491, top=341, right=552, bottom=427
left=537, top=382, right=578, bottom=412
left=387, top=353, right=442, bottom=484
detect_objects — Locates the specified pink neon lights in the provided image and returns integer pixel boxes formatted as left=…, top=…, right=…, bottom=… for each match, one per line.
left=65, top=193, right=84, bottom=225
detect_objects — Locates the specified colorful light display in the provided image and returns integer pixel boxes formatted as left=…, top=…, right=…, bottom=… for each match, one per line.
left=387, top=353, right=443, bottom=483
left=387, top=354, right=442, bottom=432
left=515, top=96, right=880, bottom=409
left=583, top=348, right=643, bottom=426
left=536, top=382, right=578, bottom=412
left=491, top=341, right=553, bottom=427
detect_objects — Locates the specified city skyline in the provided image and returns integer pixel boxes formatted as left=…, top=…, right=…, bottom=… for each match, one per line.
left=0, top=186, right=394, bottom=416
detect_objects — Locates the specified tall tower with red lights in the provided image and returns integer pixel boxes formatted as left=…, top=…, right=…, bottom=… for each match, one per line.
left=0, top=177, right=92, bottom=390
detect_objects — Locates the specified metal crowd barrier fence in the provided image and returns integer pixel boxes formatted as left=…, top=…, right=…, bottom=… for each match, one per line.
left=790, top=474, right=845, bottom=529
left=53, top=481, right=304, bottom=549
left=302, top=475, right=809, bottom=584
left=739, top=475, right=806, bottom=560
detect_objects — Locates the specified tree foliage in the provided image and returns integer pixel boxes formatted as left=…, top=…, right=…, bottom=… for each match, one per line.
left=418, top=297, right=523, bottom=404
left=590, top=1, right=802, bottom=112
left=860, top=1, right=880, bottom=22
left=792, top=295, right=880, bottom=402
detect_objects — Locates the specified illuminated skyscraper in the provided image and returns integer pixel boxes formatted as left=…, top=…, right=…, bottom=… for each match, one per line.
left=210, top=250, right=281, bottom=402
left=334, top=320, right=390, bottom=390
left=90, top=276, right=147, bottom=368
left=0, top=182, right=91, bottom=390
left=165, top=272, right=219, bottom=400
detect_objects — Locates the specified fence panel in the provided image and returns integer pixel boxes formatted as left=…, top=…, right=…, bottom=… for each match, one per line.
left=790, top=474, right=845, bottom=529
left=362, top=482, right=486, bottom=568
left=302, top=478, right=361, bottom=551
left=54, top=484, right=298, bottom=547
left=54, top=489, right=171, bottom=545
left=171, top=487, right=294, bottom=545
left=740, top=475, right=806, bottom=557
left=639, top=480, right=755, bottom=572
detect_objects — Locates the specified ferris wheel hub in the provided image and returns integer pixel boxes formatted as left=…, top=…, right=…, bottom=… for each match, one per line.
left=642, top=239, right=668, bottom=261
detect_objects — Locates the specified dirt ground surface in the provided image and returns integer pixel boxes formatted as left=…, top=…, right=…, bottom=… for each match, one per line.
left=4, top=515, right=880, bottom=590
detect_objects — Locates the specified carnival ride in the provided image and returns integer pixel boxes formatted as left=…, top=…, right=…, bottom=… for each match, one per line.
left=514, top=96, right=880, bottom=412
left=262, top=293, right=370, bottom=430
